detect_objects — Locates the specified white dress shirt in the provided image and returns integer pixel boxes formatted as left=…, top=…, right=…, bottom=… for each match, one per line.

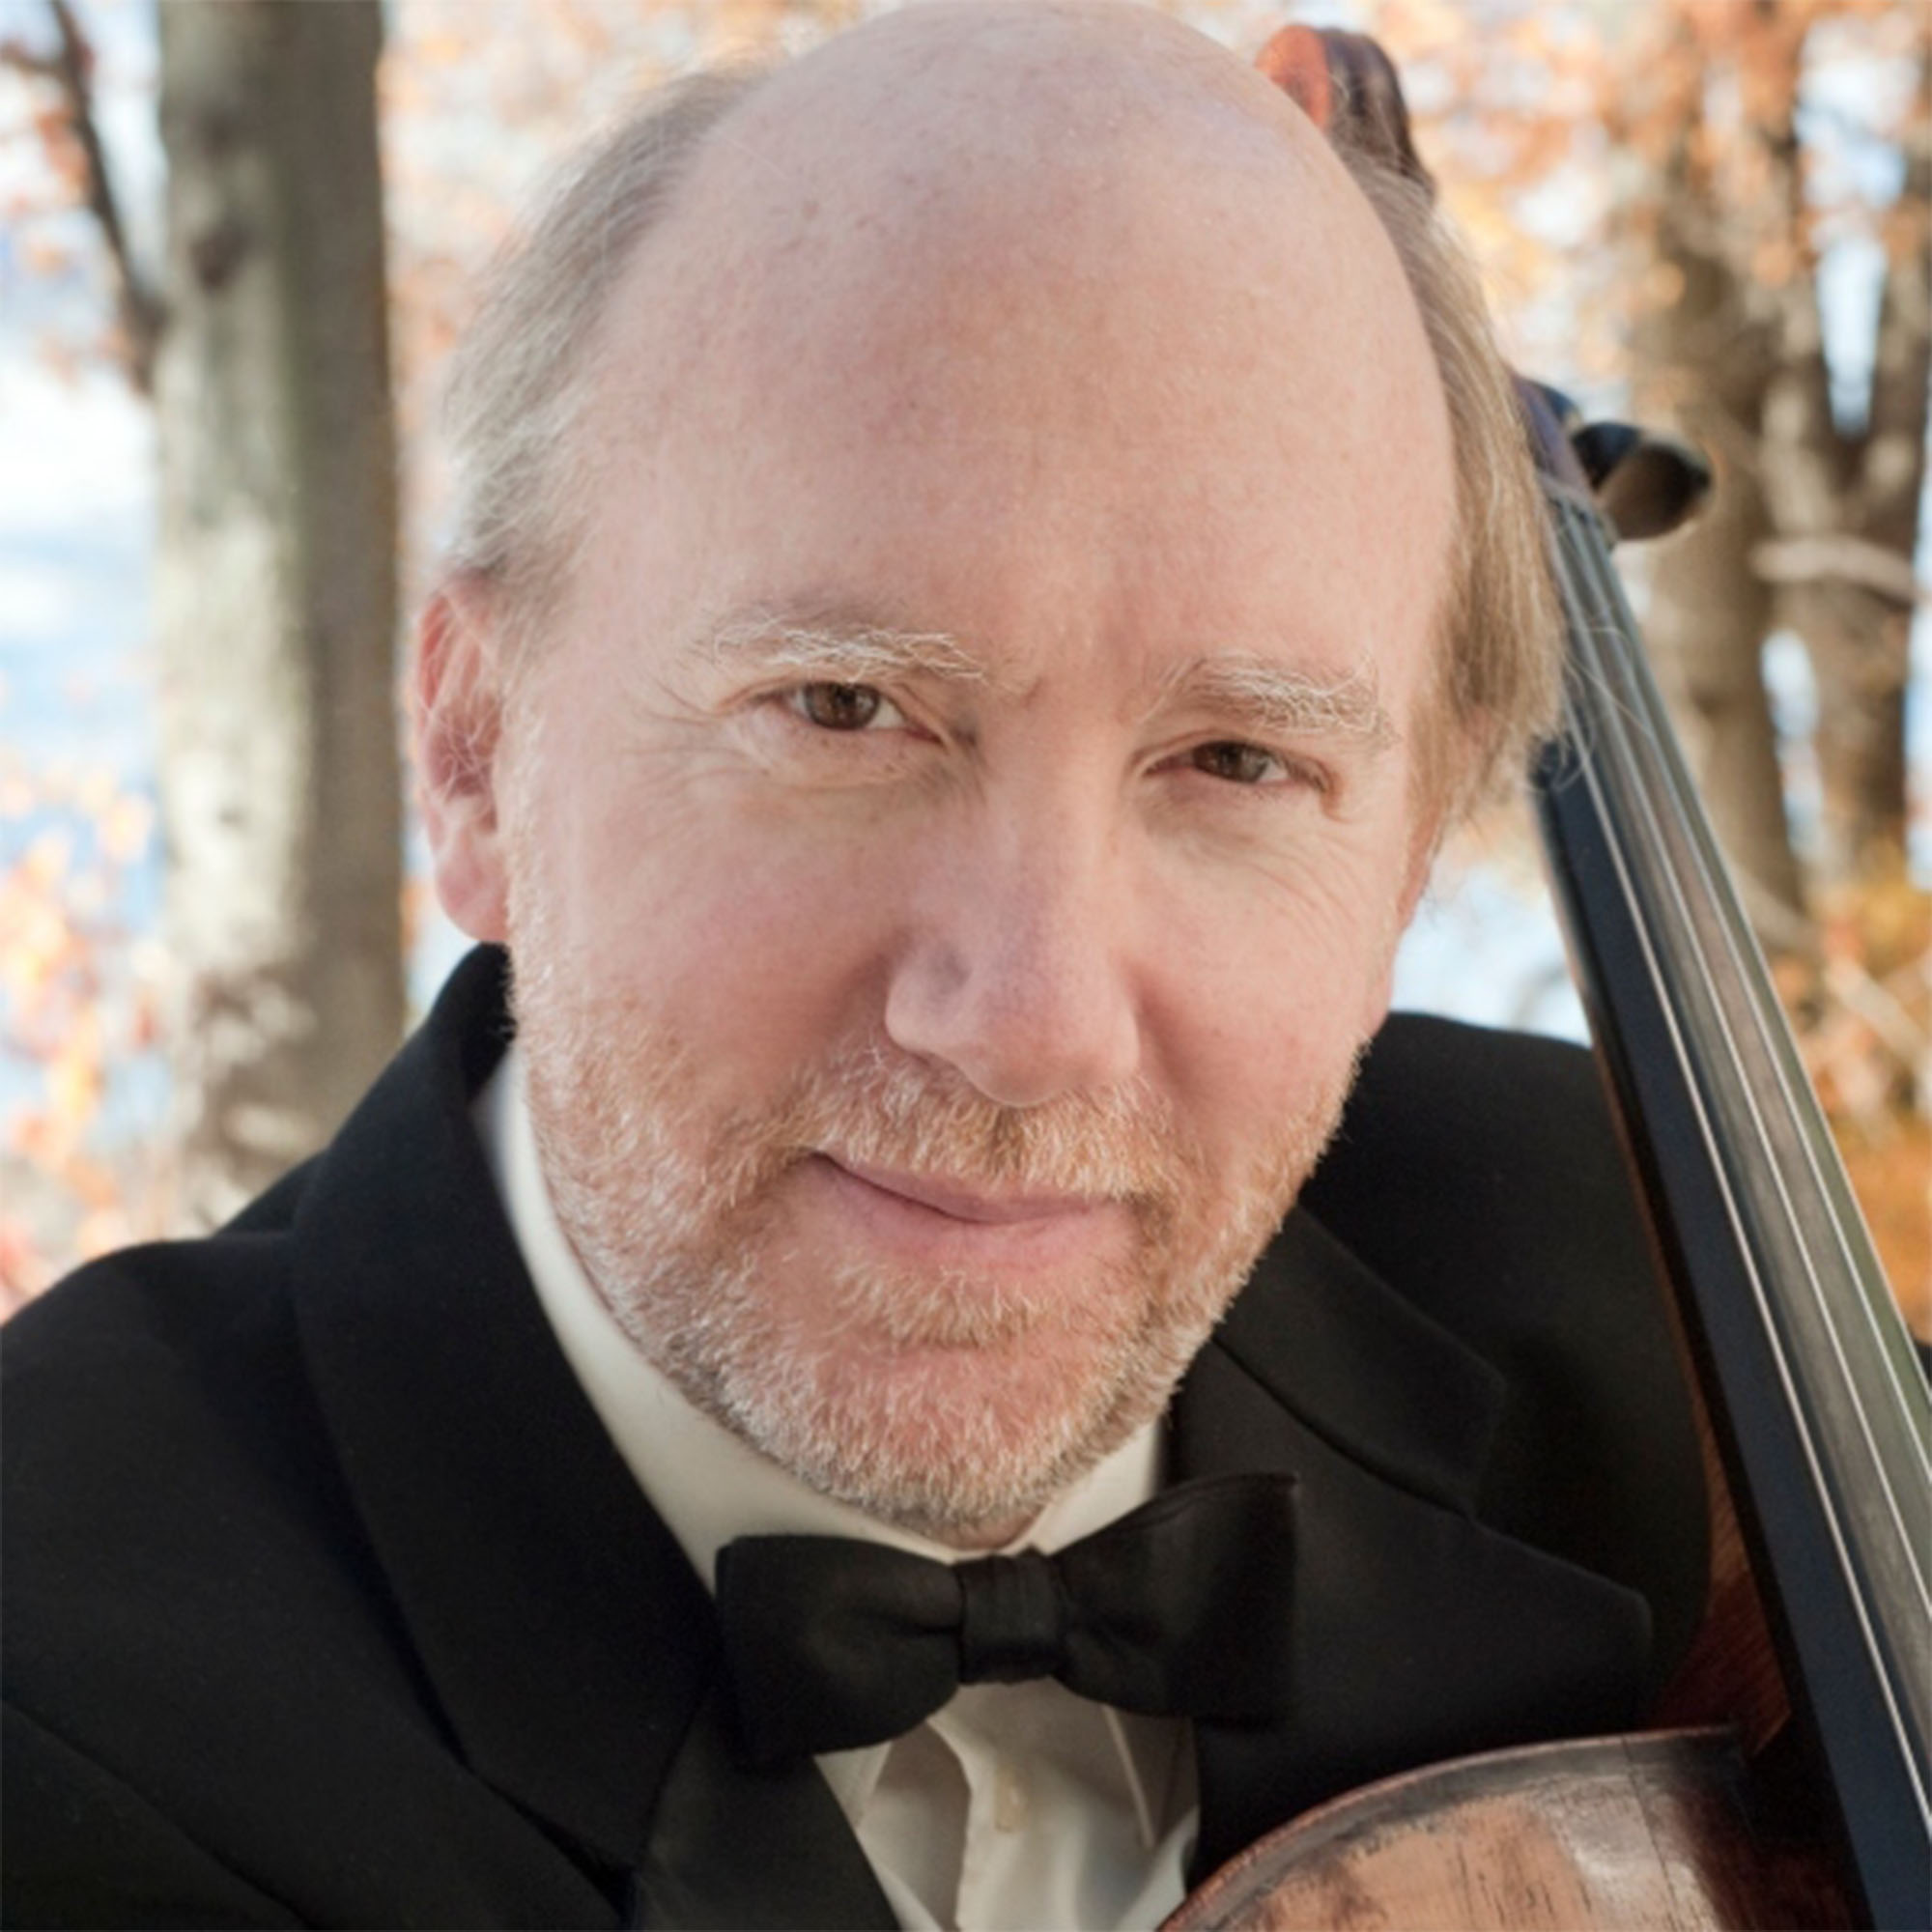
left=477, top=1045, right=1200, bottom=1930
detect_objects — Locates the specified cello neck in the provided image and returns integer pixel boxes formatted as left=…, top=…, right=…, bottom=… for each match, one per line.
left=1520, top=378, right=1932, bottom=1932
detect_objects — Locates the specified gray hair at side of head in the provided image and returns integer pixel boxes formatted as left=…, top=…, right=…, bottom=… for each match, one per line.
left=438, top=64, right=773, bottom=663
left=1330, top=142, right=1566, bottom=825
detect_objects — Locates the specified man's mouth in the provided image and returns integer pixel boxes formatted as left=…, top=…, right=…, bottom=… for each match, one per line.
left=823, top=1155, right=1111, bottom=1226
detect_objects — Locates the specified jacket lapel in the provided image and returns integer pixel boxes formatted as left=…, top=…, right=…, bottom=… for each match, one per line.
left=290, top=950, right=893, bottom=1929
left=1171, top=1208, right=1653, bottom=1882
left=626, top=1681, right=894, bottom=1929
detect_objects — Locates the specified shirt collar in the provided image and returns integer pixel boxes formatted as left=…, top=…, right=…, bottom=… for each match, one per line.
left=814, top=1697, right=1192, bottom=1850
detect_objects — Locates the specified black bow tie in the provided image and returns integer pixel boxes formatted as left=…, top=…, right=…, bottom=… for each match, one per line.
left=714, top=1472, right=1298, bottom=1766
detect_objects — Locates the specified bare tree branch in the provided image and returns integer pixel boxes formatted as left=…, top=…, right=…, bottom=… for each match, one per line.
left=43, top=0, right=162, bottom=392
left=0, top=39, right=63, bottom=80
left=1753, top=536, right=1926, bottom=608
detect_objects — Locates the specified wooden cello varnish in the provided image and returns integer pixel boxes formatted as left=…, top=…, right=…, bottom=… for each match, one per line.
left=1170, top=1730, right=1849, bottom=1930
left=1167, top=1404, right=1849, bottom=1929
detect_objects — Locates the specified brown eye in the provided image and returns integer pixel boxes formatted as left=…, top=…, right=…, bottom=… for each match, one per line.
left=1192, top=741, right=1281, bottom=784
left=795, top=682, right=884, bottom=730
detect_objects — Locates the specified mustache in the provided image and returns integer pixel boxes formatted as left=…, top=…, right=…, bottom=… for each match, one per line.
left=699, top=1038, right=1208, bottom=1219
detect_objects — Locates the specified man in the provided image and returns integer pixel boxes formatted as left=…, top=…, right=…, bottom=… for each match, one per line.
left=3, top=6, right=1707, bottom=1926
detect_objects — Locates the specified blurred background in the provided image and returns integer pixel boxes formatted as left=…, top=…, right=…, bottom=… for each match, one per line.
left=1, top=0, right=1925, bottom=1333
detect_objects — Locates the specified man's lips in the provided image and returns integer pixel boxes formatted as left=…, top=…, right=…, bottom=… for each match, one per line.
left=821, top=1155, right=1110, bottom=1226
left=787, top=1153, right=1138, bottom=1298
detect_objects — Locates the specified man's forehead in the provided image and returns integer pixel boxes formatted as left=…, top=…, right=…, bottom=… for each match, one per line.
left=601, top=2, right=1376, bottom=394
left=554, top=0, right=1457, bottom=729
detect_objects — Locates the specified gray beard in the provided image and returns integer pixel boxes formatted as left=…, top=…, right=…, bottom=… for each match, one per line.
left=506, top=910, right=1356, bottom=1543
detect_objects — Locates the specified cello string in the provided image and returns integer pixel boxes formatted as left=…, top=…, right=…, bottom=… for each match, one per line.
left=1547, top=513, right=1932, bottom=1797
left=1568, top=494, right=1900, bottom=1304
left=1561, top=494, right=1905, bottom=1337
left=1550, top=575, right=1932, bottom=1824
left=1562, top=502, right=1932, bottom=1595
left=1569, top=729, right=1932, bottom=1824
left=1565, top=499, right=1932, bottom=1520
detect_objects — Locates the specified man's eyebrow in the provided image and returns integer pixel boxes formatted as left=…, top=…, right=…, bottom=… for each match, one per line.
left=703, top=611, right=993, bottom=686
left=696, top=621, right=1397, bottom=748
left=1156, top=656, right=1398, bottom=751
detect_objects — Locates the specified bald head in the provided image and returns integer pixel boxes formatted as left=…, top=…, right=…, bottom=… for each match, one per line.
left=437, top=1, right=1557, bottom=815
left=675, top=0, right=1344, bottom=248
left=603, top=4, right=1441, bottom=463
left=573, top=4, right=1449, bottom=664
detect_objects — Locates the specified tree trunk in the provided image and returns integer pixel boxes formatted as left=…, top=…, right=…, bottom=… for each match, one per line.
left=1628, top=70, right=1808, bottom=932
left=1639, top=421, right=1806, bottom=927
left=1624, top=3, right=1925, bottom=918
left=1762, top=40, right=1929, bottom=886
left=155, top=0, right=404, bottom=1227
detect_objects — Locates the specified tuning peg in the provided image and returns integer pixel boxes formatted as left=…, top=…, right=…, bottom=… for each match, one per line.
left=1569, top=421, right=1712, bottom=543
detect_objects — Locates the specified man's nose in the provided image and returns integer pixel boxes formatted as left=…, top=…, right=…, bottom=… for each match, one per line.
left=882, top=818, right=1142, bottom=1108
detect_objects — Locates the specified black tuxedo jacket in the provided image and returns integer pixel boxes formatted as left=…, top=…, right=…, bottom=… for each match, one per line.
left=3, top=947, right=1707, bottom=1930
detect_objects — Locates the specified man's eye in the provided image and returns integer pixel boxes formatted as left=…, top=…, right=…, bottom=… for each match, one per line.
left=1191, top=741, right=1283, bottom=785
left=789, top=682, right=889, bottom=731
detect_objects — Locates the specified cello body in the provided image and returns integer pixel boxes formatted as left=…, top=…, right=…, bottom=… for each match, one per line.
left=1170, top=1730, right=1850, bottom=1931
left=1169, top=24, right=1932, bottom=1931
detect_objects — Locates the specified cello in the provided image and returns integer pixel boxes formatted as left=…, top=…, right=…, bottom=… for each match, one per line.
left=1170, top=28, right=1931, bottom=1931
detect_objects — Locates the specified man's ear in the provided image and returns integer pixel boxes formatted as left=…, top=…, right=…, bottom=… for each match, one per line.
left=413, top=580, right=512, bottom=943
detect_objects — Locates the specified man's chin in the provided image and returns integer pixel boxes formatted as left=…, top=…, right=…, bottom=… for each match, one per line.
left=726, top=1394, right=1132, bottom=1547
left=696, top=1301, right=1210, bottom=1544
